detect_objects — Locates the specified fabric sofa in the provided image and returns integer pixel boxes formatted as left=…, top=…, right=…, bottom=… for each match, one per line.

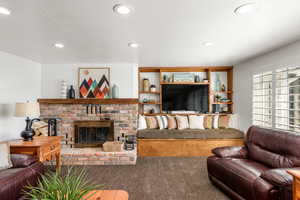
left=0, top=154, right=44, bottom=200
left=207, top=126, right=300, bottom=200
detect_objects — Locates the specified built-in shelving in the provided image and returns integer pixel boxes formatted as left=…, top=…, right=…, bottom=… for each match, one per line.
left=160, top=82, right=209, bottom=85
left=139, top=91, right=160, bottom=95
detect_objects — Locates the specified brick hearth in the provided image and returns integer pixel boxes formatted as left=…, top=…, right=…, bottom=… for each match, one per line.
left=39, top=102, right=138, bottom=165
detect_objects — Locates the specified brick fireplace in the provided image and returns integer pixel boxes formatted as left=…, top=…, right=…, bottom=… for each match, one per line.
left=38, top=98, right=138, bottom=165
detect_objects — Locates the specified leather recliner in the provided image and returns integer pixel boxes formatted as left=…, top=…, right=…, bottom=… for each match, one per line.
left=0, top=154, right=44, bottom=200
left=207, top=126, right=300, bottom=200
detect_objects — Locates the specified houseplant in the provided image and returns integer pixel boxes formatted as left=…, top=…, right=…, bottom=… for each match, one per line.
left=24, top=167, right=102, bottom=200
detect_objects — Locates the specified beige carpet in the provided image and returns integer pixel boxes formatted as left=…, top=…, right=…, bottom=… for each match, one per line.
left=77, top=157, right=230, bottom=200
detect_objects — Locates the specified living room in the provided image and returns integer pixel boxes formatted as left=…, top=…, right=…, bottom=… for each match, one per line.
left=0, top=1, right=300, bottom=200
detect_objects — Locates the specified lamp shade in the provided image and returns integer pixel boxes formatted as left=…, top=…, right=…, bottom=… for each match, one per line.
left=15, top=102, right=40, bottom=117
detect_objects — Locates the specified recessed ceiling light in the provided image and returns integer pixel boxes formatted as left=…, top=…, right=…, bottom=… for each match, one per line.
left=113, top=4, right=131, bottom=15
left=202, top=42, right=214, bottom=47
left=0, top=7, right=11, bottom=15
left=234, top=3, right=257, bottom=15
left=128, top=42, right=139, bottom=48
left=54, top=43, right=64, bottom=48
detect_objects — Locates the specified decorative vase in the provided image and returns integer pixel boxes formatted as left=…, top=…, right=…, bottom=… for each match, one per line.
left=60, top=80, right=67, bottom=98
left=68, top=85, right=76, bottom=99
left=143, top=79, right=150, bottom=92
left=195, top=75, right=201, bottom=82
left=215, top=73, right=222, bottom=92
left=112, top=84, right=119, bottom=98
left=150, top=85, right=156, bottom=92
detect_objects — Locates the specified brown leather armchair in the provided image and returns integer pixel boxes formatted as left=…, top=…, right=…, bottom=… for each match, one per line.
left=0, top=154, right=44, bottom=200
left=207, top=126, right=300, bottom=200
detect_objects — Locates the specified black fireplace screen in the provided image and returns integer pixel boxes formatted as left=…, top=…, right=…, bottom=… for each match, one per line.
left=74, top=120, right=114, bottom=148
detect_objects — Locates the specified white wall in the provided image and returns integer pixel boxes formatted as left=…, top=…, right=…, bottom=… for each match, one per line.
left=234, top=40, right=300, bottom=132
left=0, top=51, right=42, bottom=141
left=42, top=63, right=138, bottom=98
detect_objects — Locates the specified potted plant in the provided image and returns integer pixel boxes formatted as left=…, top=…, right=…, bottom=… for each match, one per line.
left=24, top=167, right=102, bottom=200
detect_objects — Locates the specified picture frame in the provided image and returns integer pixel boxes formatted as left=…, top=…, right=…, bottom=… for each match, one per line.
left=78, top=67, right=110, bottom=99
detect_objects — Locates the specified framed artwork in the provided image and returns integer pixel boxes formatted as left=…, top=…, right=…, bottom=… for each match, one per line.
left=78, top=67, right=110, bottom=99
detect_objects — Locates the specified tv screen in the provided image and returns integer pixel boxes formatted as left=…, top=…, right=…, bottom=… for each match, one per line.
left=162, top=84, right=209, bottom=113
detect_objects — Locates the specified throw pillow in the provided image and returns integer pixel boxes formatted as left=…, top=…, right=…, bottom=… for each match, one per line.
left=204, top=115, right=213, bottom=129
left=213, top=115, right=219, bottom=129
left=219, top=115, right=230, bottom=128
left=146, top=117, right=159, bottom=129
left=167, top=116, right=177, bottom=129
left=0, top=142, right=12, bottom=170
left=138, top=115, right=147, bottom=130
left=229, top=114, right=239, bottom=129
left=156, top=116, right=164, bottom=130
left=161, top=116, right=168, bottom=129
left=189, top=115, right=205, bottom=129
left=176, top=115, right=189, bottom=130
left=32, top=121, right=48, bottom=136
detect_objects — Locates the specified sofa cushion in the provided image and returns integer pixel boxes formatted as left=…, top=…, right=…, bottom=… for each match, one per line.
left=246, top=126, right=300, bottom=168
left=137, top=128, right=245, bottom=139
left=207, top=156, right=272, bottom=200
left=188, top=115, right=205, bottom=129
left=175, top=115, right=189, bottom=130
left=11, top=154, right=37, bottom=168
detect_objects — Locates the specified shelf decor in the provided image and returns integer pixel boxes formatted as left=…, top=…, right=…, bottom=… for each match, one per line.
left=78, top=67, right=110, bottom=99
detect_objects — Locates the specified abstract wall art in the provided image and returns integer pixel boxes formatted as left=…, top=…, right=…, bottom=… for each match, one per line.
left=78, top=68, right=110, bottom=99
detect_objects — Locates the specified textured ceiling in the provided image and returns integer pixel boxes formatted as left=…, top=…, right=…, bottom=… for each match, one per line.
left=0, top=0, right=300, bottom=65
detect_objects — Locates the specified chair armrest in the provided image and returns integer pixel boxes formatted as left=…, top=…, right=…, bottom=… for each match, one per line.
left=212, top=146, right=248, bottom=159
left=260, top=168, right=298, bottom=187
left=10, top=154, right=38, bottom=168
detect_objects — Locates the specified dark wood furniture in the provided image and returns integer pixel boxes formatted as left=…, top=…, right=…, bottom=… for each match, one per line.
left=288, top=170, right=300, bottom=200
left=83, top=190, right=129, bottom=200
left=10, top=136, right=61, bottom=170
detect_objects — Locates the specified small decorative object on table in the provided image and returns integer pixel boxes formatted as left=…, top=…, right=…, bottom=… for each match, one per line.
left=15, top=102, right=40, bottom=141
left=194, top=75, right=201, bottom=82
left=149, top=108, right=155, bottom=114
left=143, top=78, right=150, bottom=92
left=68, top=85, right=76, bottom=99
left=221, top=84, right=226, bottom=92
left=150, top=85, right=156, bottom=92
left=124, top=135, right=136, bottom=151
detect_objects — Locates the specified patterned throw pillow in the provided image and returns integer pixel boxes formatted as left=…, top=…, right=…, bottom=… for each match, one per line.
left=156, top=116, right=164, bottom=130
left=213, top=115, right=219, bottom=129
left=175, top=115, right=189, bottom=130
left=204, top=115, right=213, bottom=129
left=167, top=116, right=177, bottom=129
left=146, top=117, right=159, bottom=129
left=219, top=115, right=230, bottom=128
left=189, top=115, right=205, bottom=129
left=161, top=116, right=168, bottom=129
left=138, top=115, right=147, bottom=130
left=0, top=142, right=12, bottom=170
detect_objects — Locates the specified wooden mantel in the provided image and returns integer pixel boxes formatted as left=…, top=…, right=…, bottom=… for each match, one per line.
left=38, top=98, right=139, bottom=104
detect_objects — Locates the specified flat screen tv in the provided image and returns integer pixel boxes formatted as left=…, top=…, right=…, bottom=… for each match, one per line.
left=162, top=84, right=209, bottom=113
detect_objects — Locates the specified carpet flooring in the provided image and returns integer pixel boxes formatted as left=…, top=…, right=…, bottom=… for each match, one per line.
left=76, top=157, right=230, bottom=200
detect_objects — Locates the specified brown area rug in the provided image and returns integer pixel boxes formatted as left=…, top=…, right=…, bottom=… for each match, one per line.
left=71, top=157, right=230, bottom=200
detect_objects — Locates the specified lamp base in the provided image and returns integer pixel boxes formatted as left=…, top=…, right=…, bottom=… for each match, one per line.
left=21, top=130, right=34, bottom=141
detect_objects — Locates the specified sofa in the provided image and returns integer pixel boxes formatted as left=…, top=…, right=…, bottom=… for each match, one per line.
left=207, top=126, right=300, bottom=200
left=0, top=154, right=44, bottom=200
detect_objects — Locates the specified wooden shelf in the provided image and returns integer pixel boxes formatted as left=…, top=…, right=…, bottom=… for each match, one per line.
left=212, top=102, right=233, bottom=105
left=140, top=91, right=160, bottom=95
left=38, top=98, right=139, bottom=105
left=210, top=91, right=233, bottom=94
left=160, top=82, right=209, bottom=85
left=142, top=113, right=233, bottom=116
left=139, top=102, right=161, bottom=105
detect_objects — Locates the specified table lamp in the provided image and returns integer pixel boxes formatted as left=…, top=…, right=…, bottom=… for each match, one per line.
left=15, top=102, right=40, bottom=141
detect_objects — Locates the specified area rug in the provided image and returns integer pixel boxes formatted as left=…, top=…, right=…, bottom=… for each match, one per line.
left=74, top=157, right=229, bottom=200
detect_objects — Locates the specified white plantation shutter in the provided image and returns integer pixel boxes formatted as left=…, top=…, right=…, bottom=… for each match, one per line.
left=252, top=71, right=273, bottom=128
left=275, top=67, right=300, bottom=132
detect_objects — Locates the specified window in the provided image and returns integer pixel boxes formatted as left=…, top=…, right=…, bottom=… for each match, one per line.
left=275, top=67, right=300, bottom=132
left=252, top=71, right=272, bottom=128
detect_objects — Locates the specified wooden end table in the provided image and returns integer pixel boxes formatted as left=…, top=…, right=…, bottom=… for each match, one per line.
left=288, top=170, right=300, bottom=200
left=10, top=136, right=62, bottom=170
left=84, top=190, right=129, bottom=200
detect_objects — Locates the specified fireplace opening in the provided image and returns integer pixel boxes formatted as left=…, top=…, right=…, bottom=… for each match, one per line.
left=74, top=120, right=114, bottom=148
